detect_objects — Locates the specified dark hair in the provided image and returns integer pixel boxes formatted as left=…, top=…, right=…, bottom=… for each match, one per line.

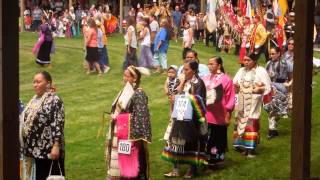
left=248, top=52, right=259, bottom=61
left=185, top=60, right=199, bottom=77
left=37, top=71, right=52, bottom=84
left=186, top=50, right=199, bottom=61
left=211, top=56, right=225, bottom=73
left=270, top=46, right=281, bottom=54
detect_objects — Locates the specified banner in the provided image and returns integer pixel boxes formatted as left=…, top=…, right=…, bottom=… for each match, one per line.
left=206, top=0, right=218, bottom=33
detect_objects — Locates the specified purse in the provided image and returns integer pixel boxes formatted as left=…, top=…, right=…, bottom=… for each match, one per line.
left=46, top=161, right=65, bottom=180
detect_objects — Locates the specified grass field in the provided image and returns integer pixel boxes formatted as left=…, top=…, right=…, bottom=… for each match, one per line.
left=19, top=32, right=320, bottom=180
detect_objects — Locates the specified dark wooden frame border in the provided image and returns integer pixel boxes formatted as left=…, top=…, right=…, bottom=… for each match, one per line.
left=1, top=0, right=319, bottom=179
left=0, top=0, right=20, bottom=179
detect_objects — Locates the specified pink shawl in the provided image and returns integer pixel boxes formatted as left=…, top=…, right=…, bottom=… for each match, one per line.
left=116, top=113, right=139, bottom=178
left=32, top=32, right=45, bottom=55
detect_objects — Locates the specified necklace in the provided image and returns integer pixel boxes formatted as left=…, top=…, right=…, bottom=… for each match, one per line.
left=22, top=92, right=49, bottom=137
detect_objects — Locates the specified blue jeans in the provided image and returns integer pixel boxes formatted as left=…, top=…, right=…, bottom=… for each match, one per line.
left=98, top=46, right=109, bottom=70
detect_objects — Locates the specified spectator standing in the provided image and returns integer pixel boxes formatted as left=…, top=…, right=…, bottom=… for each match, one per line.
left=32, top=6, right=43, bottom=31
left=153, top=19, right=170, bottom=73
left=139, top=17, right=154, bottom=69
left=123, top=17, right=138, bottom=69
left=75, top=6, right=83, bottom=36
left=172, top=5, right=182, bottom=42
left=283, top=38, right=294, bottom=65
left=187, top=10, right=198, bottom=40
left=85, top=18, right=102, bottom=75
left=149, top=14, right=159, bottom=55
left=21, top=71, right=65, bottom=180
left=24, top=9, right=32, bottom=31
left=284, top=12, right=295, bottom=40
left=54, top=0, right=64, bottom=16
left=197, top=12, right=205, bottom=42
left=182, top=21, right=194, bottom=59
left=96, top=20, right=110, bottom=73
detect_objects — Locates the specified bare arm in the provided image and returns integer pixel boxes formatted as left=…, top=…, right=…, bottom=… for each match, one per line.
left=164, top=78, right=169, bottom=95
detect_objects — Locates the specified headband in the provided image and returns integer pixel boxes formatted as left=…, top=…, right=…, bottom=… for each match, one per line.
left=127, top=66, right=138, bottom=79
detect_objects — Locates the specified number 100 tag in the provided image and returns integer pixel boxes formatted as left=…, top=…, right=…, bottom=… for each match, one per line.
left=118, top=140, right=132, bottom=155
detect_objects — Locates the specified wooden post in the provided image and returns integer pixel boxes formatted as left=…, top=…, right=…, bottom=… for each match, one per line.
left=20, top=0, right=25, bottom=32
left=0, top=0, right=20, bottom=179
left=291, top=0, right=314, bottom=179
left=200, top=0, right=205, bottom=13
left=120, top=0, right=123, bottom=33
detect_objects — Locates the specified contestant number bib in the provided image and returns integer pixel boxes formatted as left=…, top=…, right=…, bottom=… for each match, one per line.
left=118, top=140, right=132, bottom=155
left=235, top=94, right=239, bottom=105
left=176, top=97, right=189, bottom=121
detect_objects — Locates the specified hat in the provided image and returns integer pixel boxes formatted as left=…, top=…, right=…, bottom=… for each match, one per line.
left=289, top=12, right=295, bottom=17
left=168, top=65, right=178, bottom=72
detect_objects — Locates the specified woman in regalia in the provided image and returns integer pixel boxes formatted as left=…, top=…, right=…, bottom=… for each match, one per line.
left=233, top=53, right=271, bottom=157
left=202, top=56, right=235, bottom=166
left=162, top=60, right=207, bottom=178
left=105, top=66, right=152, bottom=180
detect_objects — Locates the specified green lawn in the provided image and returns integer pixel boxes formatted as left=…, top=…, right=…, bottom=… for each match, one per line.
left=19, top=32, right=320, bottom=180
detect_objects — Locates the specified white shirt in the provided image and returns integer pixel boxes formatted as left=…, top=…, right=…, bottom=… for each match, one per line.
left=150, top=20, right=159, bottom=32
left=124, top=26, right=137, bottom=48
left=140, top=28, right=151, bottom=47
left=188, top=15, right=197, bottom=29
left=183, top=28, right=193, bottom=48
left=233, top=66, right=272, bottom=96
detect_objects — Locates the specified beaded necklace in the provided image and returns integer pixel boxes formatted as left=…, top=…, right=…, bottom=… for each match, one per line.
left=22, top=92, right=49, bottom=137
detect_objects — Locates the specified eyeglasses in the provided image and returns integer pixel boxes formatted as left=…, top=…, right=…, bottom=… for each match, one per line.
left=288, top=43, right=294, bottom=45
left=270, top=53, right=277, bottom=55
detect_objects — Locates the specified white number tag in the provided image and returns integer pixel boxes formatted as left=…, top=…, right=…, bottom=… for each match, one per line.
left=176, top=97, right=188, bottom=121
left=235, top=94, right=239, bottom=105
left=118, top=140, right=132, bottom=155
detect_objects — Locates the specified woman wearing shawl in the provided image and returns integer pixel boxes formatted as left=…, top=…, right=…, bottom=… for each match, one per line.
left=162, top=60, right=207, bottom=178
left=33, top=17, right=54, bottom=67
left=233, top=53, right=271, bottom=157
left=202, top=56, right=235, bottom=166
left=264, top=47, right=293, bottom=139
left=21, top=71, right=65, bottom=180
left=106, top=66, right=152, bottom=180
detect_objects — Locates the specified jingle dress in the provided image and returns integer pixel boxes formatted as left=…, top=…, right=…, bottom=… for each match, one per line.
left=233, top=66, right=271, bottom=151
